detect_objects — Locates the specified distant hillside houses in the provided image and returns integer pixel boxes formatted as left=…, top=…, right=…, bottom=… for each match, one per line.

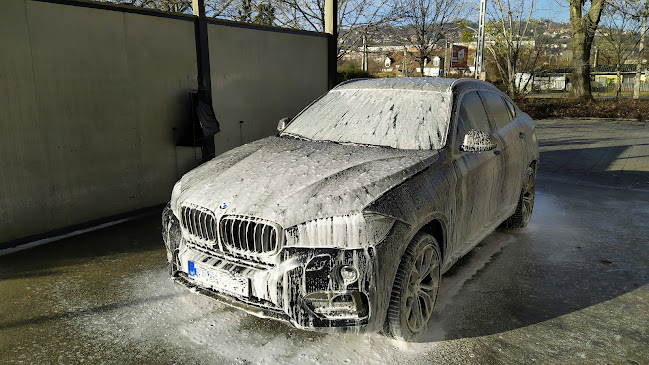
left=338, top=20, right=572, bottom=46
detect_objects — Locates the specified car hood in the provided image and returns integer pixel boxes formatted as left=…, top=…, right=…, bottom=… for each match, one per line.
left=177, top=136, right=438, bottom=228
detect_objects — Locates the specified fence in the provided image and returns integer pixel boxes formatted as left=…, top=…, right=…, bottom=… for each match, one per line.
left=591, top=82, right=649, bottom=93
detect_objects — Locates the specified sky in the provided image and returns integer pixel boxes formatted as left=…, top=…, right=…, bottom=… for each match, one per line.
left=471, top=0, right=572, bottom=24
left=530, top=0, right=571, bottom=23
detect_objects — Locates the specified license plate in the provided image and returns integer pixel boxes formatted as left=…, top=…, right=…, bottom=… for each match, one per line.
left=188, top=261, right=249, bottom=297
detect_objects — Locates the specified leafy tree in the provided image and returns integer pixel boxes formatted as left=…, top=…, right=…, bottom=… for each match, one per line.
left=459, top=20, right=475, bottom=42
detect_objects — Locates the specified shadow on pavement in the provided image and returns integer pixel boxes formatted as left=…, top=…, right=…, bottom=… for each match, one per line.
left=0, top=292, right=180, bottom=331
left=539, top=145, right=649, bottom=190
left=419, top=181, right=649, bottom=342
left=0, top=213, right=165, bottom=281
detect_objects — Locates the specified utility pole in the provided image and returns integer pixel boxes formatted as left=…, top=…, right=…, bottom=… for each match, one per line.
left=403, top=46, right=408, bottom=77
left=362, top=33, right=369, bottom=72
left=593, top=46, right=598, bottom=68
left=475, top=0, right=487, bottom=80
left=445, top=41, right=450, bottom=77
left=634, top=0, right=648, bottom=100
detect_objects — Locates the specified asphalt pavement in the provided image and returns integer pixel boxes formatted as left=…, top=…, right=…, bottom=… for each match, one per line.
left=1, top=118, right=648, bottom=364
left=536, top=118, right=649, bottom=191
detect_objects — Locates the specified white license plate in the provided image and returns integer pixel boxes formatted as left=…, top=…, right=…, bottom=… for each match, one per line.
left=188, top=261, right=249, bottom=297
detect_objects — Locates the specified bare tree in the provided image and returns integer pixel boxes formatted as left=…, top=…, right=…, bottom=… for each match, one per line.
left=596, top=1, right=646, bottom=98
left=568, top=0, right=606, bottom=100
left=98, top=0, right=392, bottom=56
left=204, top=0, right=240, bottom=18
left=273, top=0, right=397, bottom=59
left=100, top=0, right=193, bottom=12
left=485, top=0, right=548, bottom=97
left=397, top=0, right=465, bottom=76
left=633, top=0, right=648, bottom=99
left=98, top=0, right=270, bottom=22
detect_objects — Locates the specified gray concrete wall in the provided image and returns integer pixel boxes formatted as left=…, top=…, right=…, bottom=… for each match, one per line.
left=208, top=22, right=329, bottom=154
left=0, top=0, right=328, bottom=245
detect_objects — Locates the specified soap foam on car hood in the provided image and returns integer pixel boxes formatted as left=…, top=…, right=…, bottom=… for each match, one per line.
left=178, top=136, right=439, bottom=228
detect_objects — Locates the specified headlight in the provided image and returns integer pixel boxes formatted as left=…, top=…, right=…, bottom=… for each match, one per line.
left=285, top=213, right=395, bottom=248
left=170, top=181, right=182, bottom=213
left=339, top=265, right=359, bottom=284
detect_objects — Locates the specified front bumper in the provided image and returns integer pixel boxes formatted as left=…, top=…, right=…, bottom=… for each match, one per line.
left=162, top=205, right=383, bottom=333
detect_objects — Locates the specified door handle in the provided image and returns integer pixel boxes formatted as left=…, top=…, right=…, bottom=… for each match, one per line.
left=494, top=149, right=502, bottom=155
left=519, top=132, right=526, bottom=139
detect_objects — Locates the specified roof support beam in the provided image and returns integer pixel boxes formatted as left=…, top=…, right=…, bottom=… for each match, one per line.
left=325, top=0, right=338, bottom=89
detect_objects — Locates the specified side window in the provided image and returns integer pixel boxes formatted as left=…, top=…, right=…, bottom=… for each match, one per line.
left=457, top=91, right=491, bottom=147
left=479, top=91, right=512, bottom=130
left=503, top=97, right=517, bottom=120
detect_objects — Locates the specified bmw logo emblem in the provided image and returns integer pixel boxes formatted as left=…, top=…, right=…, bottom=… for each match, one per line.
left=219, top=202, right=229, bottom=209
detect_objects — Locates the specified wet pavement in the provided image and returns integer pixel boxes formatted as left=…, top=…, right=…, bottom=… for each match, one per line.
left=536, top=118, right=649, bottom=190
left=1, top=119, right=648, bottom=364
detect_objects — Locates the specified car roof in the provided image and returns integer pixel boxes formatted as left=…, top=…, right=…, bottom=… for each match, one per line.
left=334, top=77, right=502, bottom=95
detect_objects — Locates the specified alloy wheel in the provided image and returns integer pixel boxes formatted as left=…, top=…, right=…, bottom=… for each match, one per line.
left=522, top=171, right=535, bottom=224
left=404, top=245, right=440, bottom=333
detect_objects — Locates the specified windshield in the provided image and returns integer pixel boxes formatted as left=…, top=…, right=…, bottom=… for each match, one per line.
left=281, top=88, right=451, bottom=150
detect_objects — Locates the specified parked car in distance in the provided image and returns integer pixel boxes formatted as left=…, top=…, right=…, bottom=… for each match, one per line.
left=162, top=78, right=539, bottom=341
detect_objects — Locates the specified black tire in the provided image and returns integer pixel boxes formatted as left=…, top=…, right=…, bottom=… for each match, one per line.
left=385, top=232, right=441, bottom=341
left=503, top=166, right=536, bottom=229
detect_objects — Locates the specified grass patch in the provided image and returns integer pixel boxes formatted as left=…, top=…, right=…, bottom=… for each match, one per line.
left=517, top=98, right=649, bottom=120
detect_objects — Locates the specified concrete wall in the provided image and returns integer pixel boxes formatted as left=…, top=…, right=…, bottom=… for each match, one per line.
left=0, top=0, right=328, bottom=245
left=208, top=22, right=329, bottom=154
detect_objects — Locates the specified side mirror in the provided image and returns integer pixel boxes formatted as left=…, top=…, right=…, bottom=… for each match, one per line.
left=460, top=129, right=497, bottom=152
left=277, top=117, right=291, bottom=132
